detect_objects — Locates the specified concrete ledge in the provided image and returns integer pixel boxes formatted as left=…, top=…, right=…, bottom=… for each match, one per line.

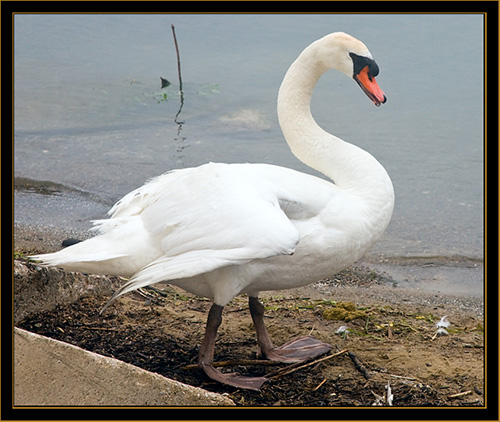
left=14, top=328, right=235, bottom=407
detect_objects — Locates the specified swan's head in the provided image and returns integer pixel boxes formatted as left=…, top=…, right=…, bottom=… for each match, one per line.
left=316, top=32, right=387, bottom=107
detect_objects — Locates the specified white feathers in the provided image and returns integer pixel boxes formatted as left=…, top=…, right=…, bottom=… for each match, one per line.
left=335, top=326, right=351, bottom=339
left=386, top=381, right=394, bottom=406
left=432, top=315, right=451, bottom=339
left=436, top=315, right=450, bottom=329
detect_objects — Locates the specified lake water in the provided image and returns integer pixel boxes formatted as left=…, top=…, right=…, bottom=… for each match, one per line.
left=14, top=14, right=484, bottom=273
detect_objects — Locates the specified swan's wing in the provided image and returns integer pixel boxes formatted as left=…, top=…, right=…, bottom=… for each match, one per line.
left=101, top=163, right=301, bottom=307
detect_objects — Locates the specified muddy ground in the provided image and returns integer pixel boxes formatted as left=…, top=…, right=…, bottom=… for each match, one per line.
left=16, top=263, right=484, bottom=407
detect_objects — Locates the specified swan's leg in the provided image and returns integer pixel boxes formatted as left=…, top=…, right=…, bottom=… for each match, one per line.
left=198, top=303, right=267, bottom=391
left=249, top=295, right=332, bottom=362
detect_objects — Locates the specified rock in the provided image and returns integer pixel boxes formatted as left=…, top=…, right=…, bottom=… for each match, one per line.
left=14, top=260, right=117, bottom=324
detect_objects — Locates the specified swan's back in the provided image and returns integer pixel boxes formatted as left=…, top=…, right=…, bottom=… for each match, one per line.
left=32, top=163, right=342, bottom=282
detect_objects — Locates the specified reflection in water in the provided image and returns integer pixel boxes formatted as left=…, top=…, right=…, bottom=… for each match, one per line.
left=174, top=126, right=188, bottom=162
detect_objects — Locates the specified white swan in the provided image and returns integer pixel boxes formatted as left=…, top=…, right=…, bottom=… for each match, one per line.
left=32, top=32, right=394, bottom=390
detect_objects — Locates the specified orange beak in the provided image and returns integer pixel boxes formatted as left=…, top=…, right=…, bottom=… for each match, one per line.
left=354, top=66, right=387, bottom=107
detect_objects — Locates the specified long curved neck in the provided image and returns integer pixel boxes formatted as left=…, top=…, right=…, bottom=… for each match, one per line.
left=277, top=44, right=394, bottom=217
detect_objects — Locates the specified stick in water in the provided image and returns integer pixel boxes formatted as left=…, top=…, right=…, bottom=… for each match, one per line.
left=171, top=24, right=184, bottom=124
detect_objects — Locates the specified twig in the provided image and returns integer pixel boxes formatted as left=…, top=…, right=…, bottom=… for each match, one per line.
left=348, top=351, right=371, bottom=380
left=84, top=326, right=117, bottom=331
left=313, top=378, right=327, bottom=391
left=171, top=24, right=183, bottom=92
left=448, top=390, right=472, bottom=399
left=399, top=322, right=418, bottom=332
left=144, top=286, right=169, bottom=297
left=225, top=307, right=248, bottom=314
left=389, top=373, right=421, bottom=382
left=171, top=24, right=184, bottom=124
left=264, top=358, right=310, bottom=378
left=387, top=323, right=393, bottom=339
left=133, top=288, right=164, bottom=305
left=268, top=349, right=348, bottom=380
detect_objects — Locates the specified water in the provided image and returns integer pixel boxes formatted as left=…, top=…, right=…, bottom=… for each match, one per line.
left=14, top=14, right=484, bottom=268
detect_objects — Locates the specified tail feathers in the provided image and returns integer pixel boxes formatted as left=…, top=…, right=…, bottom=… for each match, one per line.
left=29, top=233, right=132, bottom=270
left=30, top=251, right=127, bottom=268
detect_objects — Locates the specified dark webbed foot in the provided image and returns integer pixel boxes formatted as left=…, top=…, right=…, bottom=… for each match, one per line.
left=200, top=362, right=267, bottom=391
left=249, top=296, right=331, bottom=363
left=261, top=335, right=332, bottom=363
left=197, top=298, right=331, bottom=391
